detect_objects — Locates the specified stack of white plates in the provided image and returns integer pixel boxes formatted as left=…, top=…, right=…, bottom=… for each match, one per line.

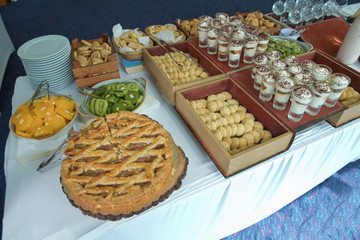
left=17, top=35, right=74, bottom=91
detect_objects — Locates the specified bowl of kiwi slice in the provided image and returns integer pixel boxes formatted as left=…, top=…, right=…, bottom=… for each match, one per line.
left=78, top=77, right=147, bottom=121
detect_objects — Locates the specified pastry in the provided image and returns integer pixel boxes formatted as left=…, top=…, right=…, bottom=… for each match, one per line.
left=61, top=111, right=188, bottom=220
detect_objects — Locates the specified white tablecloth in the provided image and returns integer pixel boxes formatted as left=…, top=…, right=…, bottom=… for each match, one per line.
left=3, top=59, right=360, bottom=240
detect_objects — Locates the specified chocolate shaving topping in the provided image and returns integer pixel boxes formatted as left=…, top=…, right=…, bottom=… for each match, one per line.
left=266, top=50, right=280, bottom=59
left=285, top=55, right=299, bottom=64
left=256, top=64, right=271, bottom=73
left=313, top=81, right=331, bottom=93
left=262, top=74, right=276, bottom=84
left=278, top=77, right=295, bottom=89
left=254, top=53, right=268, bottom=64
left=293, top=86, right=313, bottom=99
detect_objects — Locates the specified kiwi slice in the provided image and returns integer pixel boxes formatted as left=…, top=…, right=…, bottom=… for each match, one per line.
left=127, top=82, right=140, bottom=93
left=89, top=98, right=97, bottom=115
left=118, top=100, right=134, bottom=111
left=125, top=91, right=140, bottom=105
left=135, top=95, right=144, bottom=107
left=114, top=83, right=128, bottom=97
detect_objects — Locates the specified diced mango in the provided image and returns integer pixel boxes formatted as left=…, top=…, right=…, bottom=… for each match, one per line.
left=44, top=114, right=67, bottom=132
left=15, top=112, right=33, bottom=132
left=32, top=125, right=53, bottom=138
left=32, top=102, right=55, bottom=118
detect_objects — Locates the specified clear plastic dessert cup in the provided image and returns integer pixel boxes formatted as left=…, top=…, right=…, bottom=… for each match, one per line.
left=257, top=32, right=270, bottom=53
left=243, top=35, right=259, bottom=64
left=287, top=64, right=303, bottom=77
left=251, top=53, right=268, bottom=79
left=311, top=64, right=332, bottom=82
left=229, top=15, right=242, bottom=29
left=275, top=69, right=291, bottom=80
left=324, top=73, right=351, bottom=107
left=287, top=86, right=313, bottom=122
left=300, top=60, right=316, bottom=73
left=218, top=34, right=230, bottom=62
left=284, top=55, right=300, bottom=66
left=207, top=27, right=219, bottom=55
left=266, top=50, right=281, bottom=66
left=270, top=59, right=286, bottom=75
left=198, top=20, right=210, bottom=48
left=228, top=39, right=244, bottom=68
left=273, top=77, right=295, bottom=111
left=259, top=74, right=276, bottom=102
left=254, top=64, right=271, bottom=90
left=306, top=81, right=332, bottom=116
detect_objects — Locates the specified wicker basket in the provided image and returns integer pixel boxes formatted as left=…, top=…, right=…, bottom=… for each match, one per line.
left=145, top=25, right=186, bottom=45
left=112, top=30, right=153, bottom=61
left=235, top=11, right=281, bottom=35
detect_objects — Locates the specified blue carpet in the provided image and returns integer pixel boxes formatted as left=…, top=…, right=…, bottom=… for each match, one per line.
left=1, top=0, right=360, bottom=239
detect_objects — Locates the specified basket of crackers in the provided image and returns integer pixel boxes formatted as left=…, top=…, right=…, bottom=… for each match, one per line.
left=235, top=11, right=281, bottom=35
left=112, top=24, right=153, bottom=61
left=145, top=24, right=186, bottom=44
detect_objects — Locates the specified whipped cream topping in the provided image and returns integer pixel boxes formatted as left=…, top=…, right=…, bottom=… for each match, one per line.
left=221, top=25, right=234, bottom=35
left=198, top=20, right=210, bottom=30
left=257, top=32, right=270, bottom=41
left=207, top=27, right=219, bottom=38
left=314, top=65, right=331, bottom=75
left=266, top=50, right=281, bottom=59
left=229, top=39, right=244, bottom=47
left=212, top=18, right=223, bottom=29
left=215, top=12, right=229, bottom=22
left=285, top=55, right=299, bottom=65
left=229, top=15, right=242, bottom=25
left=288, top=65, right=303, bottom=74
left=245, top=35, right=259, bottom=44
left=262, top=74, right=276, bottom=84
left=245, top=25, right=259, bottom=35
left=232, top=29, right=246, bottom=40
left=218, top=33, right=231, bottom=42
left=275, top=69, right=290, bottom=78
left=277, top=77, right=295, bottom=89
left=330, top=74, right=350, bottom=86
left=254, top=53, right=268, bottom=64
left=199, top=15, right=213, bottom=23
left=271, top=59, right=286, bottom=69
left=239, top=22, right=247, bottom=30
left=293, top=86, right=313, bottom=99
left=313, top=81, right=332, bottom=93
left=295, top=73, right=313, bottom=85
left=256, top=64, right=271, bottom=74
left=301, top=60, right=316, bottom=71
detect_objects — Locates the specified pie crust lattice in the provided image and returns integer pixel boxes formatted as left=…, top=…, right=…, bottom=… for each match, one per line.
left=61, top=111, right=188, bottom=220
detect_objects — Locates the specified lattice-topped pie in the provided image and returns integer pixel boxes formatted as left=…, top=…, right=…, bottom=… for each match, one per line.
left=60, top=111, right=188, bottom=220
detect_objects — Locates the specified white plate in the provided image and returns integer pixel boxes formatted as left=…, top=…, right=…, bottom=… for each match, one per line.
left=17, top=35, right=69, bottom=60
left=24, top=59, right=72, bottom=75
left=20, top=45, right=71, bottom=64
left=21, top=50, right=71, bottom=67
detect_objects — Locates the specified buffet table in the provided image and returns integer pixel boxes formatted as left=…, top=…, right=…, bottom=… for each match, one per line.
left=3, top=56, right=360, bottom=239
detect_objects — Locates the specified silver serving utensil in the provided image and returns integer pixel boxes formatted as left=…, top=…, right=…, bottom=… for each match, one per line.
left=269, top=39, right=295, bottom=51
left=157, top=40, right=184, bottom=70
left=159, top=40, right=195, bottom=63
left=37, top=133, right=78, bottom=172
left=296, top=28, right=309, bottom=35
left=28, top=80, right=50, bottom=110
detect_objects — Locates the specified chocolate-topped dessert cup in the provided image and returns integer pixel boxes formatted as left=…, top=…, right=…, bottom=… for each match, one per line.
left=238, top=21, right=247, bottom=32
left=254, top=64, right=271, bottom=90
left=259, top=74, right=277, bottom=102
left=306, top=81, right=332, bottom=116
left=275, top=69, right=291, bottom=80
left=266, top=50, right=281, bottom=66
left=212, top=18, right=224, bottom=30
left=257, top=32, right=270, bottom=53
left=284, top=55, right=300, bottom=66
left=287, top=64, right=303, bottom=77
left=301, top=60, right=316, bottom=73
left=198, top=20, right=210, bottom=48
left=229, top=15, right=242, bottom=29
left=324, top=73, right=351, bottom=107
left=207, top=27, right=219, bottom=55
left=217, top=33, right=231, bottom=62
left=287, top=86, right=313, bottom=122
left=228, top=39, right=244, bottom=68
left=232, top=29, right=246, bottom=41
left=215, top=12, right=229, bottom=24
left=221, top=24, right=234, bottom=36
left=243, top=35, right=259, bottom=64
left=199, top=15, right=213, bottom=23
left=251, top=53, right=268, bottom=79
left=311, top=64, right=332, bottom=82
left=294, top=73, right=314, bottom=87
left=245, top=24, right=259, bottom=37
left=270, top=59, right=286, bottom=75
left=273, top=77, right=295, bottom=111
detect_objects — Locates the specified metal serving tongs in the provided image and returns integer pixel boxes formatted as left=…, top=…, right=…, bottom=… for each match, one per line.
left=77, top=87, right=122, bottom=103
left=28, top=80, right=50, bottom=110
left=158, top=40, right=195, bottom=64
left=37, top=129, right=78, bottom=172
left=269, top=39, right=295, bottom=51
left=157, top=40, right=184, bottom=70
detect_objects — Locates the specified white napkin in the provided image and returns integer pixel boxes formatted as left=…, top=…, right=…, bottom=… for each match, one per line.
left=112, top=23, right=150, bottom=53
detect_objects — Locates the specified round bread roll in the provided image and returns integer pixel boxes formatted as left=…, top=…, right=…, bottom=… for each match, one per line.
left=207, top=101, right=218, bottom=112
left=213, top=129, right=222, bottom=141
left=208, top=112, right=217, bottom=121
left=229, top=105, right=238, bottom=114
left=227, top=99, right=239, bottom=106
left=221, top=141, right=230, bottom=151
left=230, top=123, right=238, bottom=137
left=243, top=133, right=255, bottom=147
left=215, top=119, right=223, bottom=128
left=237, top=110, right=246, bottom=121
left=207, top=94, right=218, bottom=102
left=215, top=99, right=224, bottom=111
left=222, top=137, right=232, bottom=147
left=242, top=117, right=255, bottom=127
left=238, top=105, right=247, bottom=113
left=244, top=122, right=253, bottom=133
left=236, top=123, right=245, bottom=137
left=224, top=125, right=233, bottom=138
left=254, top=129, right=265, bottom=139
left=232, top=112, right=241, bottom=123
left=253, top=121, right=264, bottom=130
left=206, top=121, right=217, bottom=131
left=225, top=114, right=235, bottom=125
left=231, top=137, right=240, bottom=149
left=218, top=126, right=227, bottom=138
left=250, top=130, right=261, bottom=143
left=219, top=117, right=228, bottom=126
left=190, top=100, right=197, bottom=109
left=261, top=130, right=272, bottom=142
left=245, top=113, right=255, bottom=121
left=220, top=106, right=231, bottom=116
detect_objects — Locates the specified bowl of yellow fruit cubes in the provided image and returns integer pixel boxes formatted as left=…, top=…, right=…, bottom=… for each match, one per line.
left=9, top=89, right=78, bottom=141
